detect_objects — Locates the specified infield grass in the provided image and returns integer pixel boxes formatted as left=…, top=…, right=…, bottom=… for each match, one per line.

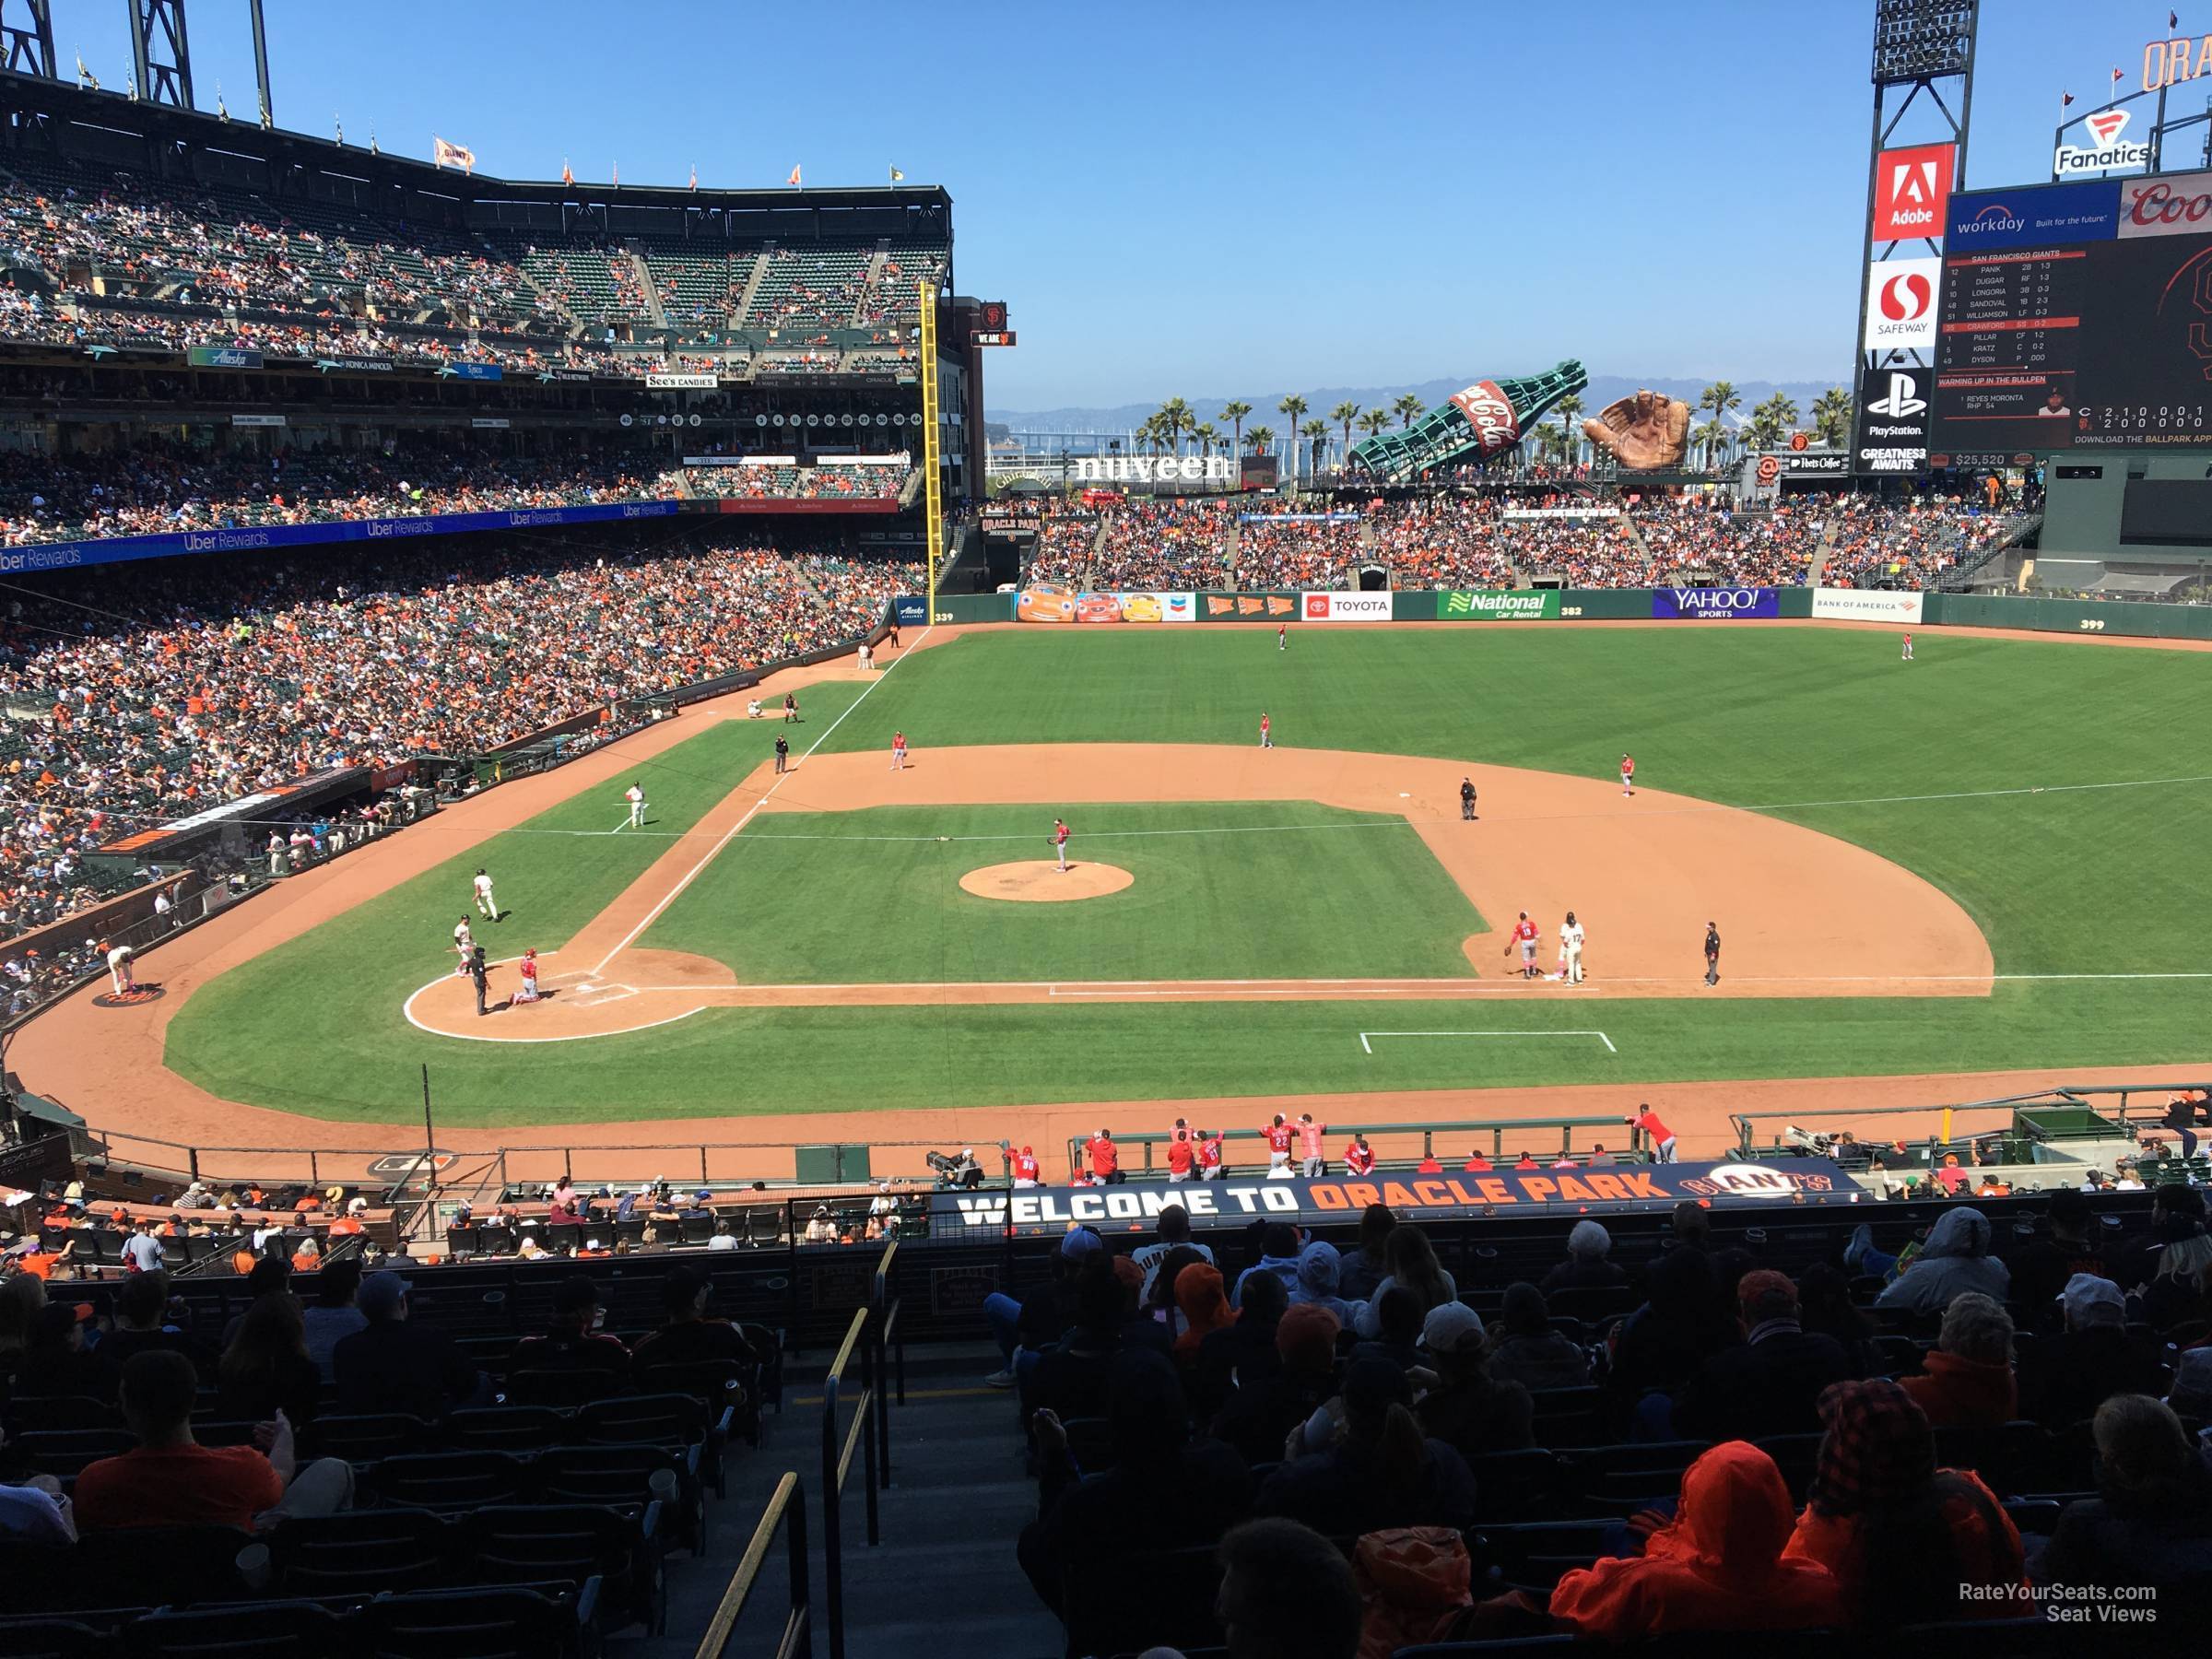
left=641, top=801, right=1485, bottom=982
left=159, top=624, right=2212, bottom=1124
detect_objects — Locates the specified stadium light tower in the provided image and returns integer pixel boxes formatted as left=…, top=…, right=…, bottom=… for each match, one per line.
left=0, top=0, right=56, bottom=80
left=1849, top=0, right=1978, bottom=479
left=127, top=0, right=194, bottom=108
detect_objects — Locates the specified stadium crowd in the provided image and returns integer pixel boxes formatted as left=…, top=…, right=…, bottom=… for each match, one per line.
left=0, top=531, right=919, bottom=940
left=1003, top=1177, right=2212, bottom=1653
left=680, top=462, right=911, bottom=501
left=1820, top=495, right=2018, bottom=590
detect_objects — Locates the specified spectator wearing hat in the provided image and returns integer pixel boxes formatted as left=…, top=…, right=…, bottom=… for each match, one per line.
left=1416, top=1300, right=1535, bottom=1453
left=1485, top=1282, right=1594, bottom=1392
left=72, top=1349, right=353, bottom=1533
left=1288, top=1238, right=1359, bottom=1327
left=1853, top=1207, right=2011, bottom=1315
left=2001, top=1187, right=2107, bottom=1324
left=1899, top=1292, right=2017, bottom=1429
left=2018, top=1274, right=2166, bottom=1428
left=332, top=1272, right=484, bottom=1419
left=1231, top=1223, right=1305, bottom=1310
left=1255, top=1355, right=1478, bottom=1535
left=1541, top=1218, right=1628, bottom=1294
left=982, top=1225, right=1100, bottom=1390
left=801, top=1206, right=837, bottom=1245
left=1673, top=1269, right=1854, bottom=1441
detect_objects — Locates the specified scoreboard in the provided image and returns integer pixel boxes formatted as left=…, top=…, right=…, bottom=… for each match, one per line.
left=1930, top=172, right=2212, bottom=462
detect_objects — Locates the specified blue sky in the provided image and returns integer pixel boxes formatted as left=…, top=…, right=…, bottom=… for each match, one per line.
left=51, top=0, right=2185, bottom=406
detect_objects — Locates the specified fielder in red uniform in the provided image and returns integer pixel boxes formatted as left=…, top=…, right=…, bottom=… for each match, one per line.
left=1195, top=1131, right=1224, bottom=1181
left=1262, top=1114, right=1295, bottom=1174
left=1628, top=1103, right=1677, bottom=1162
left=1505, top=912, right=1540, bottom=979
left=1620, top=753, right=1636, bottom=796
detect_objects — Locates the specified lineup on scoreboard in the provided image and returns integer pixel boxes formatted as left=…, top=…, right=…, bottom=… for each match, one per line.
left=1932, top=171, right=2212, bottom=456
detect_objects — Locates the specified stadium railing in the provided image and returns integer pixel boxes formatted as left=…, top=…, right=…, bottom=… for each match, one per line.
left=870, top=1240, right=905, bottom=1486
left=1059, top=1114, right=1635, bottom=1178
left=693, top=1470, right=812, bottom=1659
left=1729, top=1080, right=2210, bottom=1156
left=819, top=1304, right=878, bottom=1659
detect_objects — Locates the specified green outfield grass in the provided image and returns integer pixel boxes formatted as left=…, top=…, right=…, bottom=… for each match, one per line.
left=639, top=800, right=1484, bottom=982
left=158, top=624, right=2212, bottom=1124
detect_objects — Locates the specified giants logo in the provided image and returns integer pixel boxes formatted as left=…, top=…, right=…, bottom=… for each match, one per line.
left=1448, top=381, right=1521, bottom=455
left=1871, top=143, right=1954, bottom=241
left=2118, top=170, right=2212, bottom=238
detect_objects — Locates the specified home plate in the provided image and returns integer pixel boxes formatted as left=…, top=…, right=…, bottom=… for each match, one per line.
left=575, top=982, right=603, bottom=994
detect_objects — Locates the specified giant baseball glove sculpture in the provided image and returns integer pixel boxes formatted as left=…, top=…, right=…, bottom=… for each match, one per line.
left=1582, top=391, right=1693, bottom=470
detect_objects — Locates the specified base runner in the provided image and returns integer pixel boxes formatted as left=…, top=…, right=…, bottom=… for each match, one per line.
left=1560, top=910, right=1586, bottom=983
left=453, top=917, right=475, bottom=976
left=473, top=868, right=498, bottom=924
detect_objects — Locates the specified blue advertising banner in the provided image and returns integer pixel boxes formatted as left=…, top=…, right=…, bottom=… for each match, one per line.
left=1947, top=180, right=2120, bottom=250
left=0, top=500, right=683, bottom=574
left=932, top=1158, right=1859, bottom=1238
left=186, top=346, right=263, bottom=369
left=1651, top=585, right=1781, bottom=620
left=441, top=362, right=504, bottom=382
left=892, top=594, right=928, bottom=625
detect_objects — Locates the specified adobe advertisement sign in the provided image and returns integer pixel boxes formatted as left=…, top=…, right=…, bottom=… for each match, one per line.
left=1650, top=586, right=1781, bottom=619
left=1872, top=143, right=1955, bottom=241
left=934, top=1159, right=1860, bottom=1238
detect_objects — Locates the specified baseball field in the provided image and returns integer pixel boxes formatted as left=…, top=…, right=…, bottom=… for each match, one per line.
left=27, top=619, right=2212, bottom=1151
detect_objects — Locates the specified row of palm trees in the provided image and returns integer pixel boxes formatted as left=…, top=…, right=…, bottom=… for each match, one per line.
left=1124, top=382, right=1854, bottom=478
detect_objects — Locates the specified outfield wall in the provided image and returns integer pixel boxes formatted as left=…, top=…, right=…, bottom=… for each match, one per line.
left=985, top=585, right=2212, bottom=639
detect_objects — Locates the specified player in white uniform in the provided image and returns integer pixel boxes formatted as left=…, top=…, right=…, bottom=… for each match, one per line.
left=624, top=782, right=646, bottom=829
left=101, top=939, right=135, bottom=994
left=453, top=917, right=475, bottom=976
left=473, top=867, right=498, bottom=924
left=1560, top=911, right=1587, bottom=984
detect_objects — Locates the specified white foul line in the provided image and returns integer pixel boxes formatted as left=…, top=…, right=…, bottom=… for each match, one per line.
left=589, top=626, right=932, bottom=975
left=1360, top=1030, right=1618, bottom=1055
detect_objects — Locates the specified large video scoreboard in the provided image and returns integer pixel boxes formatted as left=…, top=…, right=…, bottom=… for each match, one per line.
left=1931, top=171, right=2212, bottom=462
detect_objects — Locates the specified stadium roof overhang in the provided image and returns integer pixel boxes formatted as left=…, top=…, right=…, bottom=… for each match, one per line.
left=0, top=70, right=951, bottom=219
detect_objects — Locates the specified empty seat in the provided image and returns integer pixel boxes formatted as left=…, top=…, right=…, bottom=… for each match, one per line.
left=572, top=1393, right=732, bottom=1499
left=360, top=1450, right=529, bottom=1512
left=528, top=1443, right=704, bottom=1555
left=265, top=1508, right=452, bottom=1597
left=460, top=1504, right=665, bottom=1634
left=127, top=1599, right=348, bottom=1659
left=445, top=1406, right=569, bottom=1453
left=12, top=1430, right=130, bottom=1479
left=299, top=1413, right=426, bottom=1464
left=359, top=1582, right=598, bottom=1659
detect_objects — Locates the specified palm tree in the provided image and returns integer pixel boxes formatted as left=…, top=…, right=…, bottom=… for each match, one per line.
left=1245, top=424, right=1275, bottom=456
left=1192, top=420, right=1218, bottom=461
left=1553, top=394, right=1583, bottom=470
left=1393, top=392, right=1422, bottom=429
left=1158, top=396, right=1194, bottom=456
left=1356, top=407, right=1391, bottom=450
left=1218, top=400, right=1252, bottom=464
left=1744, top=392, right=1798, bottom=453
left=1277, top=394, right=1308, bottom=480
left=1699, top=382, right=1741, bottom=467
left=1330, top=401, right=1359, bottom=474
left=1694, top=420, right=1726, bottom=471
left=1301, top=418, right=1329, bottom=475
left=1811, top=386, right=1853, bottom=447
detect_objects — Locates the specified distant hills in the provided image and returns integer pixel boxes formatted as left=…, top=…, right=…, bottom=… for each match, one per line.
left=987, top=372, right=1849, bottom=436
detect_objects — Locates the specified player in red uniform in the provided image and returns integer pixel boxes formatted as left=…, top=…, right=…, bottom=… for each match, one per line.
left=1344, top=1134, right=1376, bottom=1176
left=1262, top=1113, right=1295, bottom=1174
left=1053, top=817, right=1070, bottom=872
left=1628, top=1102, right=1677, bottom=1162
left=1295, top=1112, right=1328, bottom=1177
left=1277, top=622, right=1287, bottom=652
left=1011, top=1146, right=1041, bottom=1187
left=1166, top=1135, right=1194, bottom=1183
left=1260, top=712, right=1273, bottom=749
left=890, top=731, right=907, bottom=771
left=1504, top=912, right=1540, bottom=979
left=1087, top=1127, right=1123, bottom=1183
left=1463, top=1149, right=1492, bottom=1172
left=1195, top=1130, right=1224, bottom=1181
left=1901, top=631, right=1914, bottom=662
left=1620, top=752, right=1636, bottom=796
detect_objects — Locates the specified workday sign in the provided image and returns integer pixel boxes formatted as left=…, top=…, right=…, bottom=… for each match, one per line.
left=1073, top=455, right=1235, bottom=486
left=1651, top=586, right=1780, bottom=620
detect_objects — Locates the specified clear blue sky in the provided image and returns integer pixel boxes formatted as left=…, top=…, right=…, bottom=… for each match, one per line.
left=54, top=0, right=2179, bottom=407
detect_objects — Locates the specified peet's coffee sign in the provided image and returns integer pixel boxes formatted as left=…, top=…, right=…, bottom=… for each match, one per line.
left=933, top=1159, right=1857, bottom=1237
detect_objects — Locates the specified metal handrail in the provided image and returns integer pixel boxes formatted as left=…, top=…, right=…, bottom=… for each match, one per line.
left=1729, top=1079, right=2211, bottom=1154
left=692, top=1470, right=811, bottom=1659
left=818, top=1306, right=877, bottom=1659
left=869, top=1240, right=903, bottom=1486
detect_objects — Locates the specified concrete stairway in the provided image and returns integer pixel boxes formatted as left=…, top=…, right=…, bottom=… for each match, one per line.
left=613, top=1339, right=1060, bottom=1659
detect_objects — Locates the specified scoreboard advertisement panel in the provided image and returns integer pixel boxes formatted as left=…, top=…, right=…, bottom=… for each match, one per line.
left=1931, top=171, right=2212, bottom=458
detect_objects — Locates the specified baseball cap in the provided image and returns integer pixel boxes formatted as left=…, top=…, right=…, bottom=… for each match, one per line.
left=2058, top=1272, right=2125, bottom=1325
left=1421, top=1300, right=1487, bottom=1355
left=1061, top=1225, right=1103, bottom=1260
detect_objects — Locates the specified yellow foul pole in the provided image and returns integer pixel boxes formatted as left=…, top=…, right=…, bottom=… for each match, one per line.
left=919, top=280, right=942, bottom=623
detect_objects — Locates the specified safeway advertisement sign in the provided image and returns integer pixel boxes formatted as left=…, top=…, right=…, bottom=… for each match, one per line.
left=1811, top=587, right=1925, bottom=624
left=1863, top=256, right=1942, bottom=351
left=1302, top=591, right=1394, bottom=622
left=1872, top=143, right=1955, bottom=241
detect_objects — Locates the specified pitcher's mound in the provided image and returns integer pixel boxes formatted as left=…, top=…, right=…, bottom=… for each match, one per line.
left=959, top=860, right=1134, bottom=902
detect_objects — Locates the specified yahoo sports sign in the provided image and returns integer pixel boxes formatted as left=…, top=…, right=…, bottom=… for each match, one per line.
left=1651, top=586, right=1780, bottom=620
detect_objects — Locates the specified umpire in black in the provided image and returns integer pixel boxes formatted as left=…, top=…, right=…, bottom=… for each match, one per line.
left=470, top=945, right=491, bottom=1017
left=1459, top=776, right=1477, bottom=820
